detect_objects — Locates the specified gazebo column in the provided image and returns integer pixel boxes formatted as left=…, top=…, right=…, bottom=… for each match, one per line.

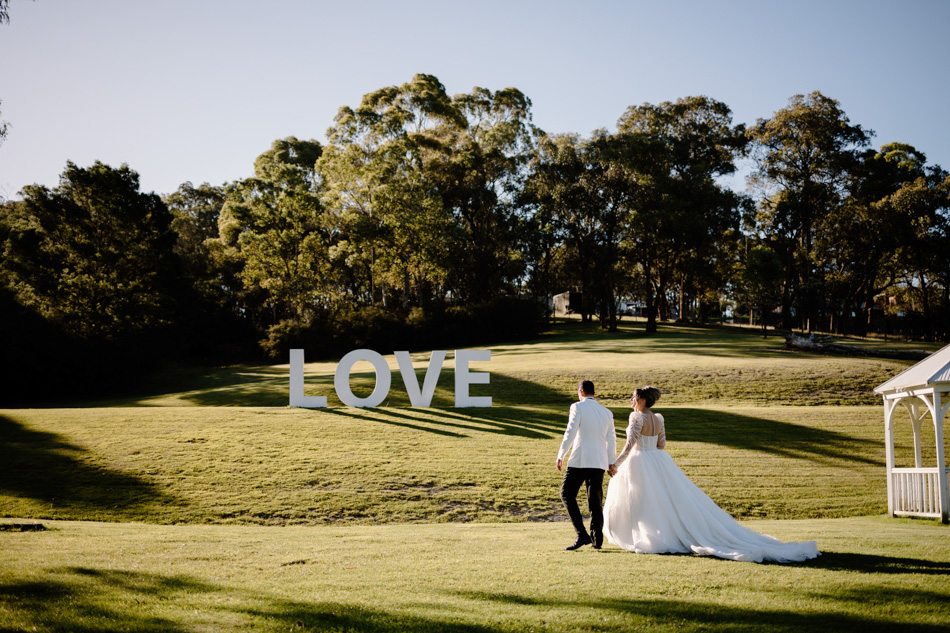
left=932, top=392, right=949, bottom=524
left=884, top=397, right=899, bottom=517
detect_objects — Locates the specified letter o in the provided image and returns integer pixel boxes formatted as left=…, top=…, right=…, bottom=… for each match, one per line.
left=334, top=349, right=391, bottom=408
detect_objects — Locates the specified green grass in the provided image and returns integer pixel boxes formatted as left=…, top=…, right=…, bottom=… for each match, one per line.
left=1, top=517, right=948, bottom=632
left=0, top=404, right=906, bottom=524
left=2, top=321, right=948, bottom=632
left=85, top=321, right=934, bottom=408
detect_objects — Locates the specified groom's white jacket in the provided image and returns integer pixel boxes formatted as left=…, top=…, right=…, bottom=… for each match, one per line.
left=557, top=396, right=617, bottom=470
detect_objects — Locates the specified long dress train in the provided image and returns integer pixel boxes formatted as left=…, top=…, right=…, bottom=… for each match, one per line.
left=603, top=411, right=819, bottom=563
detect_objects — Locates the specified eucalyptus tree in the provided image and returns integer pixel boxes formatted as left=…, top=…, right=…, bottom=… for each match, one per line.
left=217, top=137, right=332, bottom=325
left=524, top=133, right=594, bottom=320
left=164, top=181, right=225, bottom=278
left=740, top=246, right=784, bottom=335
left=525, top=131, right=642, bottom=328
left=318, top=74, right=463, bottom=308
left=163, top=181, right=242, bottom=343
left=617, top=96, right=746, bottom=330
left=522, top=133, right=617, bottom=321
left=882, top=164, right=950, bottom=341
left=0, top=161, right=179, bottom=341
left=747, top=91, right=872, bottom=330
left=814, top=143, right=933, bottom=335
left=436, top=85, right=539, bottom=302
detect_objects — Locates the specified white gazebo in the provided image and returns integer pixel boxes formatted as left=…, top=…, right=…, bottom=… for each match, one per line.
left=874, top=344, right=950, bottom=523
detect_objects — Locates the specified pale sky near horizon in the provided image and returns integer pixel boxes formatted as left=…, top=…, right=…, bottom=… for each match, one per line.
left=1, top=0, right=948, bottom=199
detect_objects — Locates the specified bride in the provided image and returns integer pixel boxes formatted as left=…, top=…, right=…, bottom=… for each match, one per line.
left=603, top=386, right=819, bottom=563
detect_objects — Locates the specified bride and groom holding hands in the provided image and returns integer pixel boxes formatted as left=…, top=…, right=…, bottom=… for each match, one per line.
left=556, top=380, right=819, bottom=563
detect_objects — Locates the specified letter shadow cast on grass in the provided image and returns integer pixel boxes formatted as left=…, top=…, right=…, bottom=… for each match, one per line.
left=313, top=370, right=572, bottom=439
left=0, top=415, right=179, bottom=519
left=320, top=404, right=567, bottom=440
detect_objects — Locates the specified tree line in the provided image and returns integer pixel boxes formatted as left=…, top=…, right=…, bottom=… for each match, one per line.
left=2, top=74, right=949, bottom=399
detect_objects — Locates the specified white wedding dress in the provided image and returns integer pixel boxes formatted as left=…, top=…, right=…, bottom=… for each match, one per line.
left=603, top=411, right=819, bottom=563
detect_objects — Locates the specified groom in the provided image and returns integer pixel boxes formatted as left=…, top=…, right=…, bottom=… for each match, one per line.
left=556, top=380, right=616, bottom=550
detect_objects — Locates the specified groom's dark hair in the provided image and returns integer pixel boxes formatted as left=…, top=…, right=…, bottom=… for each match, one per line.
left=579, top=380, right=595, bottom=396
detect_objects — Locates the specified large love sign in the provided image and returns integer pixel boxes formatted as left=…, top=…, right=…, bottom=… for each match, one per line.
left=289, top=348, right=491, bottom=408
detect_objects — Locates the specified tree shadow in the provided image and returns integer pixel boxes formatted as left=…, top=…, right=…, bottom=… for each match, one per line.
left=497, top=321, right=801, bottom=361
left=458, top=589, right=950, bottom=632
left=3, top=558, right=949, bottom=632
left=0, top=567, right=499, bottom=633
left=0, top=415, right=177, bottom=518
left=799, top=551, right=950, bottom=575
left=0, top=568, right=202, bottom=632
left=664, top=408, right=884, bottom=467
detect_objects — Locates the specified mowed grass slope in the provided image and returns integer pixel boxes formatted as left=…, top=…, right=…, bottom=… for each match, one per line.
left=2, top=517, right=949, bottom=632
left=103, top=321, right=927, bottom=408
left=3, top=322, right=950, bottom=633
left=1, top=323, right=942, bottom=525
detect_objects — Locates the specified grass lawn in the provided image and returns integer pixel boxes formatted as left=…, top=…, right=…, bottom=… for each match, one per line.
left=1, top=322, right=947, bottom=632
left=1, top=516, right=948, bottom=632
left=0, top=404, right=901, bottom=524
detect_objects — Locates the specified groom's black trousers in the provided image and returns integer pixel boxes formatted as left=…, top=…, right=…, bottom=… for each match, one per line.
left=560, top=467, right=605, bottom=539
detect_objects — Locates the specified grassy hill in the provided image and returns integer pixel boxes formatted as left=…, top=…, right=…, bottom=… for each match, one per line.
left=1, top=322, right=941, bottom=525
left=2, top=322, right=949, bottom=633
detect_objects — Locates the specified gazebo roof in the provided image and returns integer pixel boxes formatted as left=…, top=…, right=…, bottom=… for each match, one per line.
left=875, top=343, right=950, bottom=395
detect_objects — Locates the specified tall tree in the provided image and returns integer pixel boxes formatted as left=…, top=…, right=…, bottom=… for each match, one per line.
left=217, top=137, right=331, bottom=325
left=617, top=96, right=746, bottom=331
left=819, top=143, right=930, bottom=335
left=526, top=132, right=634, bottom=327
left=740, top=246, right=784, bottom=335
left=883, top=166, right=950, bottom=341
left=163, top=181, right=248, bottom=351
left=318, top=74, right=463, bottom=308
left=435, top=86, right=539, bottom=302
left=0, top=161, right=180, bottom=340
left=747, top=91, right=872, bottom=331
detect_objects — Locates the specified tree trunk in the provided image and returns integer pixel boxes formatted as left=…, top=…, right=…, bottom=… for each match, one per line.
left=645, top=262, right=657, bottom=334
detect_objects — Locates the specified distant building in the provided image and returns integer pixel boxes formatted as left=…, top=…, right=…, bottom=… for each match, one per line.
left=553, top=291, right=582, bottom=316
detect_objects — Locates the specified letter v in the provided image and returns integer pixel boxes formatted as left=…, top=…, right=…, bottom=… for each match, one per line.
left=395, top=350, right=446, bottom=407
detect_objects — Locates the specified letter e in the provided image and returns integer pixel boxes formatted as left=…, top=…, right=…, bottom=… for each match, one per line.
left=454, top=349, right=491, bottom=408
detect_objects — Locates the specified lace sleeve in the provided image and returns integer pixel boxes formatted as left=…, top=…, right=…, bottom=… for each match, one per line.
left=656, top=413, right=666, bottom=449
left=612, top=412, right=644, bottom=468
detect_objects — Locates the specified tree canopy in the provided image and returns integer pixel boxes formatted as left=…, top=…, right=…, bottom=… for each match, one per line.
left=2, top=78, right=949, bottom=400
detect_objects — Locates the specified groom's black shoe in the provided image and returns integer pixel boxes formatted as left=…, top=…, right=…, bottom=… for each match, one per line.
left=591, top=531, right=603, bottom=549
left=565, top=534, right=592, bottom=551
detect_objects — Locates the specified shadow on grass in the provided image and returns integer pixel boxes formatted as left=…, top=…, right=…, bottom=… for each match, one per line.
left=320, top=405, right=567, bottom=440
left=4, top=561, right=949, bottom=632
left=105, top=365, right=570, bottom=409
left=0, top=569, right=199, bottom=632
left=0, top=567, right=498, bottom=633
left=660, top=408, right=884, bottom=467
left=800, top=551, right=950, bottom=575
left=460, top=590, right=950, bottom=632
left=0, top=415, right=177, bottom=518
left=497, top=321, right=798, bottom=360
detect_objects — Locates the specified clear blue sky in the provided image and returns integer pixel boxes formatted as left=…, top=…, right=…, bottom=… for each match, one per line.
left=1, top=0, right=948, bottom=198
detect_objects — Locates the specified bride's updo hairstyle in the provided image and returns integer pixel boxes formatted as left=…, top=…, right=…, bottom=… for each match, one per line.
left=635, top=386, right=661, bottom=408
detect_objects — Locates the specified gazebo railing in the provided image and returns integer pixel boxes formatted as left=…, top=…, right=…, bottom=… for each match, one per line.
left=891, top=467, right=949, bottom=518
